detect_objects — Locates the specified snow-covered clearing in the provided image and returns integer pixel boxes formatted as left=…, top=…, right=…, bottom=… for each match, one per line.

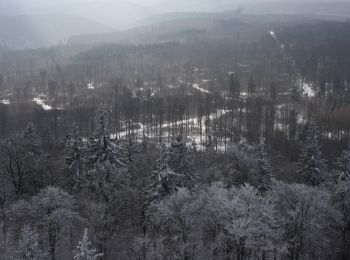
left=302, top=82, right=316, bottom=97
left=0, top=99, right=10, bottom=105
left=113, top=109, right=230, bottom=148
left=33, top=95, right=63, bottom=111
left=33, top=97, right=53, bottom=110
left=192, top=83, right=210, bottom=94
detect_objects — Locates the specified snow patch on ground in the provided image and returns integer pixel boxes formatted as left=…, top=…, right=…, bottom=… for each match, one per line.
left=296, top=76, right=316, bottom=98
left=32, top=95, right=63, bottom=111
left=192, top=83, right=210, bottom=94
left=0, top=99, right=10, bottom=105
left=87, top=81, right=101, bottom=90
left=113, top=109, right=230, bottom=149
left=302, top=82, right=316, bottom=97
left=33, top=97, right=52, bottom=110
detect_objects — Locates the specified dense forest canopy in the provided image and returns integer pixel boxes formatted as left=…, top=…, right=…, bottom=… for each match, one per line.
left=0, top=4, right=350, bottom=260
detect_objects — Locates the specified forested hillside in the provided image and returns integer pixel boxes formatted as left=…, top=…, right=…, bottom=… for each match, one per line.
left=0, top=11, right=350, bottom=260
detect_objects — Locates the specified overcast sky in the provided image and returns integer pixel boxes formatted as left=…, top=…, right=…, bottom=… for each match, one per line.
left=0, top=0, right=347, bottom=29
left=0, top=0, right=338, bottom=15
left=0, top=0, right=344, bottom=14
left=0, top=0, right=242, bottom=28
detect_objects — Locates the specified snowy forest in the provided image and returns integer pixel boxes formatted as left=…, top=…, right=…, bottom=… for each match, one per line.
left=1, top=2, right=350, bottom=260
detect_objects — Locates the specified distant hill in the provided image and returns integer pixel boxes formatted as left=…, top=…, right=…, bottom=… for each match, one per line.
left=68, top=12, right=341, bottom=46
left=64, top=1, right=155, bottom=29
left=0, top=0, right=156, bottom=30
left=0, top=15, right=113, bottom=49
left=2, top=0, right=349, bottom=49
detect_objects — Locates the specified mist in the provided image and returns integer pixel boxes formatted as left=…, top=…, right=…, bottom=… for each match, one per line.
left=1, top=0, right=348, bottom=27
left=1, top=0, right=350, bottom=259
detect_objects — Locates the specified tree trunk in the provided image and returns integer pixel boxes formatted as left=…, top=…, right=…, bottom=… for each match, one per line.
left=49, top=222, right=57, bottom=260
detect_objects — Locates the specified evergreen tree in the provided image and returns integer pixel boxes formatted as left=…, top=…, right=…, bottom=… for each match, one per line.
left=319, top=78, right=326, bottom=97
left=191, top=140, right=197, bottom=153
left=297, top=123, right=326, bottom=186
left=89, top=109, right=122, bottom=167
left=23, top=123, right=37, bottom=141
left=333, top=175, right=350, bottom=260
left=1, top=124, right=41, bottom=194
left=42, top=126, right=54, bottom=151
left=73, top=228, right=103, bottom=260
left=205, top=135, right=215, bottom=152
left=23, top=123, right=41, bottom=152
left=289, top=109, right=297, bottom=140
left=16, top=225, right=46, bottom=260
left=165, top=136, right=195, bottom=176
left=150, top=137, right=198, bottom=198
left=251, top=143, right=272, bottom=191
left=118, top=136, right=142, bottom=168
left=291, top=86, right=301, bottom=103
left=270, top=82, right=277, bottom=102
left=335, top=145, right=350, bottom=181
left=152, top=164, right=178, bottom=198
left=248, top=76, right=257, bottom=95
left=65, top=124, right=86, bottom=187
left=32, top=186, right=78, bottom=260
left=229, top=74, right=240, bottom=99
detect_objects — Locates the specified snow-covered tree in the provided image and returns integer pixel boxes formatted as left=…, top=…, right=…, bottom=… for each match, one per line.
left=335, top=145, right=350, bottom=181
left=16, top=225, right=46, bottom=260
left=297, top=123, right=326, bottom=186
left=250, top=143, right=272, bottom=191
left=118, top=136, right=142, bottom=169
left=65, top=124, right=86, bottom=187
left=152, top=165, right=179, bottom=197
left=41, top=126, right=54, bottom=151
left=132, top=234, right=165, bottom=260
left=229, top=73, right=241, bottom=99
left=209, top=183, right=276, bottom=260
left=147, top=188, right=198, bottom=260
left=88, top=109, right=122, bottom=167
left=166, top=136, right=195, bottom=175
left=190, top=140, right=197, bottom=153
left=1, top=137, right=37, bottom=194
left=270, top=180, right=337, bottom=260
left=23, top=123, right=41, bottom=149
left=31, top=186, right=78, bottom=260
left=248, top=76, right=257, bottom=95
left=333, top=175, right=350, bottom=259
left=150, top=136, right=198, bottom=198
left=73, top=228, right=103, bottom=260
left=205, top=135, right=215, bottom=152
left=85, top=200, right=120, bottom=258
left=147, top=183, right=277, bottom=260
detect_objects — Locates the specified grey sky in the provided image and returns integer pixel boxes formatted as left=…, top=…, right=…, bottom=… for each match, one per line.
left=0, top=0, right=347, bottom=29
left=0, top=0, right=241, bottom=28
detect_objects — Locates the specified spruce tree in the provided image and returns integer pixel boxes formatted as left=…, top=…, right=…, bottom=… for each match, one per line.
left=335, top=145, right=350, bottom=181
left=248, top=76, right=257, bottom=95
left=229, top=74, right=240, bottom=99
left=16, top=225, right=46, bottom=260
left=65, top=124, right=85, bottom=186
left=73, top=228, right=103, bottom=260
left=205, top=135, right=215, bottom=152
left=297, top=123, right=326, bottom=186
left=252, top=143, right=272, bottom=191
left=150, top=136, right=198, bottom=198
left=118, top=136, right=142, bottom=167
left=89, top=109, right=122, bottom=167
left=270, top=82, right=277, bottom=102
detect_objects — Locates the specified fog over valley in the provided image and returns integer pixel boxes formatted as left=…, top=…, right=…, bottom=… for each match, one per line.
left=0, top=0, right=350, bottom=48
left=0, top=1, right=350, bottom=260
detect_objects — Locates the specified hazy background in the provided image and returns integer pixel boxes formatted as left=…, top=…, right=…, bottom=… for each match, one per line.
left=0, top=0, right=349, bottom=48
left=1, top=0, right=349, bottom=28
